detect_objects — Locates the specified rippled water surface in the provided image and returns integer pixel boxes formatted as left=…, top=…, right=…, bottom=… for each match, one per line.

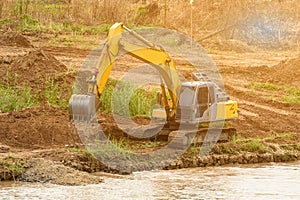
left=1, top=161, right=300, bottom=200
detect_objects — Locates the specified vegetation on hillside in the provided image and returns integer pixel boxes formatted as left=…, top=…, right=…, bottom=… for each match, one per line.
left=0, top=0, right=299, bottom=48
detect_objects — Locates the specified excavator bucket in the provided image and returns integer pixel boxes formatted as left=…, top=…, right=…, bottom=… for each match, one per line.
left=68, top=94, right=96, bottom=123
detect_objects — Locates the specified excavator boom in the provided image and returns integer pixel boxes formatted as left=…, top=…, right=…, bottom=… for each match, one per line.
left=69, top=23, right=182, bottom=123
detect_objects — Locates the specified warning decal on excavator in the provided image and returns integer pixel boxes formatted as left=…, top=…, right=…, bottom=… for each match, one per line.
left=216, top=100, right=238, bottom=120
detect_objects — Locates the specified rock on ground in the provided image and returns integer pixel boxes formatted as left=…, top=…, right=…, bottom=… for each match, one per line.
left=18, top=158, right=102, bottom=186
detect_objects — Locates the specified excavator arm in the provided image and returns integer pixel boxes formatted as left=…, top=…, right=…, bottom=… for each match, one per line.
left=69, top=23, right=181, bottom=122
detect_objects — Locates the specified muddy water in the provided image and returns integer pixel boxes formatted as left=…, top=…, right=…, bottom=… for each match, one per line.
left=1, top=161, right=300, bottom=200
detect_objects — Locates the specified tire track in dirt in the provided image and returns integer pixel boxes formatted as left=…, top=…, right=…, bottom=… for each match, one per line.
left=42, top=46, right=91, bottom=58
left=226, top=83, right=300, bottom=138
left=234, top=102, right=300, bottom=137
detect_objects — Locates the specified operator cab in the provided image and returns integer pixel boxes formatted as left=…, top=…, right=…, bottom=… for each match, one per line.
left=175, top=81, right=216, bottom=124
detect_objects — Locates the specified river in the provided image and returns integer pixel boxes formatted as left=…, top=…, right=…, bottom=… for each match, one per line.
left=1, top=161, right=300, bottom=200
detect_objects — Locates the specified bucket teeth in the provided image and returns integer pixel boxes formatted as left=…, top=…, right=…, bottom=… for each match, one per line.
left=69, top=94, right=96, bottom=123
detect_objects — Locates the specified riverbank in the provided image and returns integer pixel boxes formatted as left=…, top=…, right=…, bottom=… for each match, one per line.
left=3, top=161, right=300, bottom=199
left=1, top=141, right=300, bottom=185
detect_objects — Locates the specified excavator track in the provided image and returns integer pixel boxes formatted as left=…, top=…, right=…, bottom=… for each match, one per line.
left=154, top=127, right=236, bottom=149
left=168, top=128, right=236, bottom=149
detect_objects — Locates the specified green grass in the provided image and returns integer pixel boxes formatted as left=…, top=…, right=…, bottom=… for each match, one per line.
left=282, top=87, right=300, bottom=103
left=230, top=137, right=267, bottom=153
left=132, top=140, right=162, bottom=150
left=19, top=14, right=42, bottom=32
left=212, top=137, right=268, bottom=155
left=61, top=40, right=74, bottom=46
left=0, top=14, right=43, bottom=33
left=45, top=31, right=103, bottom=49
left=0, top=12, right=113, bottom=35
left=43, top=76, right=71, bottom=110
left=239, top=139, right=266, bottom=153
left=87, top=135, right=134, bottom=161
left=100, top=79, right=158, bottom=117
left=250, top=82, right=278, bottom=91
left=218, top=144, right=234, bottom=154
left=214, top=133, right=298, bottom=155
left=264, top=132, right=293, bottom=141
left=280, top=144, right=300, bottom=151
left=110, top=136, right=131, bottom=152
left=58, top=21, right=112, bottom=35
left=0, top=156, right=27, bottom=181
left=250, top=82, right=300, bottom=104
left=0, top=18, right=11, bottom=29
left=0, top=84, right=37, bottom=112
left=0, top=72, right=72, bottom=112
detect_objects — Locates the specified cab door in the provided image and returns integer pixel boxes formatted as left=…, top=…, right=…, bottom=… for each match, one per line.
left=195, top=85, right=211, bottom=121
left=176, top=86, right=196, bottom=122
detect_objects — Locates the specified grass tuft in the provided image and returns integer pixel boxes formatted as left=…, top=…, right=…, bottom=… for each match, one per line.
left=250, top=82, right=277, bottom=91
left=100, top=79, right=158, bottom=117
left=240, top=139, right=266, bottom=153
left=0, top=84, right=37, bottom=113
left=250, top=82, right=300, bottom=104
left=0, top=156, right=27, bottom=181
left=282, top=87, right=300, bottom=104
left=43, top=76, right=71, bottom=110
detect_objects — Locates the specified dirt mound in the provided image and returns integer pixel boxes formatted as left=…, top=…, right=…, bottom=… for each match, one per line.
left=0, top=49, right=73, bottom=89
left=270, top=56, right=300, bottom=86
left=221, top=54, right=300, bottom=87
left=0, top=48, right=75, bottom=105
left=0, top=30, right=32, bottom=48
left=0, top=106, right=81, bottom=149
left=19, top=158, right=102, bottom=185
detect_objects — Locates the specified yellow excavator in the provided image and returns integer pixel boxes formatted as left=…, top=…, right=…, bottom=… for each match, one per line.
left=69, top=23, right=238, bottom=147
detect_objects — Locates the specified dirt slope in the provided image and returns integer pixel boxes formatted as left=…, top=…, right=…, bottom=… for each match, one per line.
left=222, top=54, right=300, bottom=139
left=271, top=56, right=300, bottom=86
left=0, top=31, right=79, bottom=149
left=0, top=106, right=81, bottom=149
left=0, top=30, right=32, bottom=48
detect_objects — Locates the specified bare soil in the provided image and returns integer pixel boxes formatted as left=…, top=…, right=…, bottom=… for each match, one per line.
left=0, top=30, right=32, bottom=48
left=220, top=53, right=300, bottom=139
left=0, top=31, right=79, bottom=149
left=0, top=106, right=81, bottom=149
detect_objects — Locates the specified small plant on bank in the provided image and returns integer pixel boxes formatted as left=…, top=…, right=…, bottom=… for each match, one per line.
left=280, top=144, right=300, bottom=151
left=240, top=139, right=266, bottom=153
left=0, top=72, right=37, bottom=112
left=0, top=156, right=27, bottom=181
left=110, top=136, right=131, bottom=152
left=87, top=134, right=134, bottom=161
left=62, top=147, right=97, bottom=160
left=219, top=144, right=235, bottom=154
